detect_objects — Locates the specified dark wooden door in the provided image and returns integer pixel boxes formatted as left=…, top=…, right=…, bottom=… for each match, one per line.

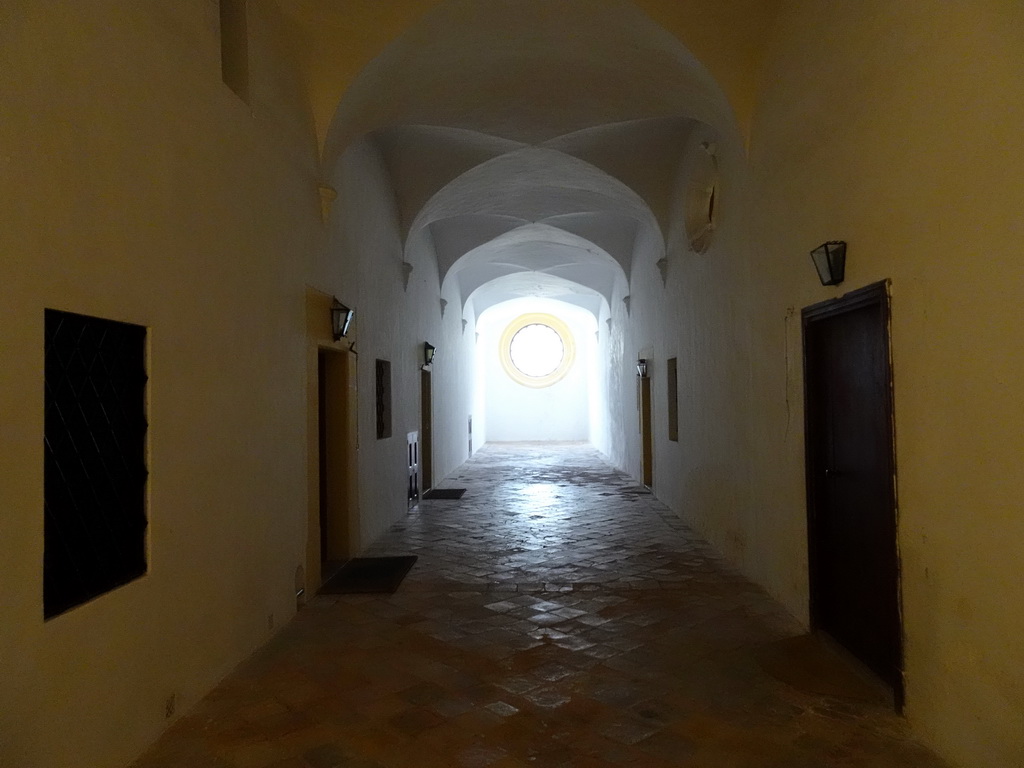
left=803, top=281, right=902, bottom=701
left=421, top=369, right=433, bottom=492
left=318, top=348, right=357, bottom=580
left=640, top=376, right=653, bottom=487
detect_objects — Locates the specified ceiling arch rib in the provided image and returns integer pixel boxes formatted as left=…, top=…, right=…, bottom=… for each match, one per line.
left=407, top=146, right=663, bottom=287
left=427, top=214, right=530, bottom=273
left=375, top=119, right=708, bottom=259
left=322, top=0, right=735, bottom=165
left=444, top=224, right=626, bottom=321
left=542, top=116, right=703, bottom=233
left=469, top=273, right=607, bottom=321
left=538, top=213, right=640, bottom=272
left=373, top=125, right=527, bottom=236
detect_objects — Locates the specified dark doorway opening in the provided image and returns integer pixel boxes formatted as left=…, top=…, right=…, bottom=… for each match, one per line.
left=802, top=281, right=902, bottom=706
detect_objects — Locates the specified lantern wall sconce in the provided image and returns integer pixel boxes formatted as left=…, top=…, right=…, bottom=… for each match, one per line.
left=331, top=298, right=354, bottom=341
left=423, top=342, right=436, bottom=367
left=810, top=241, right=847, bottom=286
left=636, top=359, right=649, bottom=378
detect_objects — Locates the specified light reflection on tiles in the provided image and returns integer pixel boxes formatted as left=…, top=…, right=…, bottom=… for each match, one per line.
left=132, top=443, right=948, bottom=768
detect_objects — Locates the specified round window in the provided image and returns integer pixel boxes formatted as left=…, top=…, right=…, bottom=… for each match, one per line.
left=499, top=313, right=575, bottom=388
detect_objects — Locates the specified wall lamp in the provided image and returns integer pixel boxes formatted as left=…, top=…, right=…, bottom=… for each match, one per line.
left=636, top=359, right=649, bottom=378
left=810, top=241, right=847, bottom=286
left=330, top=298, right=354, bottom=341
left=424, top=342, right=436, bottom=367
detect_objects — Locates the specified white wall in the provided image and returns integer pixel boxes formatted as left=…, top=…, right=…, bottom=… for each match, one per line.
left=477, top=299, right=598, bottom=443
left=322, top=137, right=478, bottom=546
left=469, top=296, right=488, bottom=450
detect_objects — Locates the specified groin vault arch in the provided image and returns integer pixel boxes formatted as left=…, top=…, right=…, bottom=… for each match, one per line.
left=320, top=0, right=745, bottom=323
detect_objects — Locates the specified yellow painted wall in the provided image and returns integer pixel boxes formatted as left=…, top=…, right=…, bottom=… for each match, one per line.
left=5, top=2, right=1022, bottom=767
left=748, top=2, right=1024, bottom=765
left=0, top=2, right=320, bottom=766
left=631, top=0, right=779, bottom=137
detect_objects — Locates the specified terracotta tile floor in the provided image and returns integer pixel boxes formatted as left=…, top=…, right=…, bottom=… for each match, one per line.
left=132, top=443, right=948, bottom=768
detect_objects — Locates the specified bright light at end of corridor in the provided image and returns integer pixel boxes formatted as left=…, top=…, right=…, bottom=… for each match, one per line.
left=510, top=324, right=564, bottom=377
left=499, top=312, right=576, bottom=389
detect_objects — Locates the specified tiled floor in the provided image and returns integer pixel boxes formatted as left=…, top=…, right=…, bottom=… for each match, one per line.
left=132, top=443, right=948, bottom=768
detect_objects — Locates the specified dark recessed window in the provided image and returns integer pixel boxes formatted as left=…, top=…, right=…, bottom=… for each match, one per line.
left=220, top=0, right=249, bottom=102
left=375, top=359, right=392, bottom=440
left=44, top=309, right=149, bottom=619
left=667, top=357, right=679, bottom=442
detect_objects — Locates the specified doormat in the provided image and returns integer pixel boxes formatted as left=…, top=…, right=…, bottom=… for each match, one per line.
left=318, top=556, right=418, bottom=594
left=423, top=488, right=467, bottom=500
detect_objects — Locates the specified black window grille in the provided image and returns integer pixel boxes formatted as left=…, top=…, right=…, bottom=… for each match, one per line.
left=375, top=359, right=392, bottom=440
left=44, top=309, right=149, bottom=619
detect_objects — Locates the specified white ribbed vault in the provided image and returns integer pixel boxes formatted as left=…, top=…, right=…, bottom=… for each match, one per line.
left=322, top=0, right=735, bottom=320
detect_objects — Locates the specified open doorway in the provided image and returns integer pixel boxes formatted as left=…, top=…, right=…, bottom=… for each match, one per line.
left=802, top=281, right=902, bottom=705
left=317, top=348, right=358, bottom=583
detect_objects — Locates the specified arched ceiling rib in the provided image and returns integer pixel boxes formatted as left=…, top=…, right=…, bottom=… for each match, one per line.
left=373, top=118, right=700, bottom=241
left=406, top=147, right=662, bottom=286
left=539, top=214, right=639, bottom=269
left=374, top=125, right=527, bottom=235
left=469, top=273, right=607, bottom=320
left=542, top=117, right=697, bottom=232
left=280, top=0, right=778, bottom=147
left=448, top=224, right=625, bottom=320
left=323, top=0, right=735, bottom=163
left=427, top=215, right=529, bottom=274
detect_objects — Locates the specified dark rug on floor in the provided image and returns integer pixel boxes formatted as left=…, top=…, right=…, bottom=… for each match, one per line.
left=423, top=488, right=467, bottom=500
left=318, top=556, right=418, bottom=594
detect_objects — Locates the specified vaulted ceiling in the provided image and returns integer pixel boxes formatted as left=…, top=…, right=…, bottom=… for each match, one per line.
left=306, top=0, right=753, bottom=319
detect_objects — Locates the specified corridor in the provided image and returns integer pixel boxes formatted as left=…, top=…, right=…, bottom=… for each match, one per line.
left=132, top=444, right=946, bottom=768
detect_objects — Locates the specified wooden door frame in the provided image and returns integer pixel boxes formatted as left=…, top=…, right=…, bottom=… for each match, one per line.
left=801, top=279, right=903, bottom=707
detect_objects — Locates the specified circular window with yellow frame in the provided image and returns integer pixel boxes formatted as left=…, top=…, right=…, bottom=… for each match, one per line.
left=499, top=313, right=576, bottom=388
